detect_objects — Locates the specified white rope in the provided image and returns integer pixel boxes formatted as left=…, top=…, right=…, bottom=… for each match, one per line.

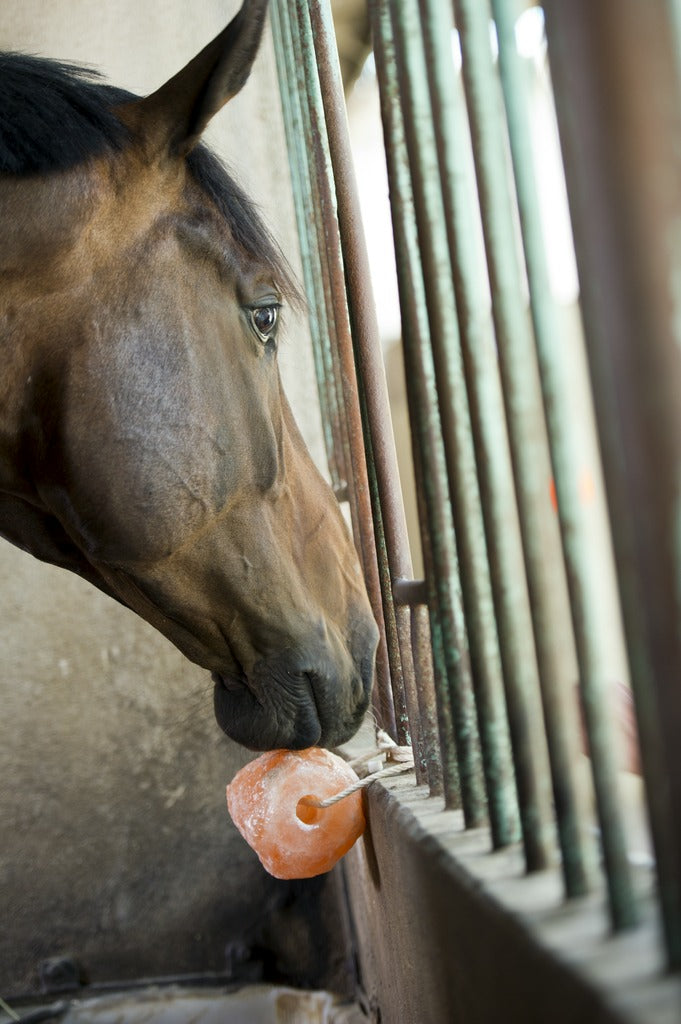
left=302, top=730, right=415, bottom=810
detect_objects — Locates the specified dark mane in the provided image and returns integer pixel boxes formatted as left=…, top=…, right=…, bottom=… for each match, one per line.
left=0, top=52, right=300, bottom=301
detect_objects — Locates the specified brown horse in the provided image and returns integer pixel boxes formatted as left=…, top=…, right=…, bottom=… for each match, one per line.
left=0, top=0, right=377, bottom=750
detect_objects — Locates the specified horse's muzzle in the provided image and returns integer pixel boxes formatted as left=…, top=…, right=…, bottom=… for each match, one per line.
left=212, top=620, right=377, bottom=751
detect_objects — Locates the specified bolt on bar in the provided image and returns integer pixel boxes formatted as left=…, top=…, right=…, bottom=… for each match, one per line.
left=389, top=0, right=520, bottom=848
left=418, top=0, right=555, bottom=871
left=492, top=0, right=638, bottom=931
left=453, top=0, right=597, bottom=897
left=544, top=0, right=681, bottom=967
left=370, top=0, right=486, bottom=821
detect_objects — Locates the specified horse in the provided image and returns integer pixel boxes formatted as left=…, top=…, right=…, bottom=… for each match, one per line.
left=0, top=0, right=378, bottom=752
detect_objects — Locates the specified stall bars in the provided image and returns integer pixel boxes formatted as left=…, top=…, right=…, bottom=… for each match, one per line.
left=270, top=0, right=681, bottom=975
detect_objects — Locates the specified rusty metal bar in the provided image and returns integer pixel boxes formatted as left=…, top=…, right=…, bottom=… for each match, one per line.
left=307, top=0, right=430, bottom=770
left=544, top=0, right=681, bottom=966
left=272, top=5, right=376, bottom=734
left=419, top=0, right=554, bottom=871
left=293, top=0, right=404, bottom=746
left=453, top=0, right=597, bottom=895
left=492, top=0, right=638, bottom=931
left=275, top=0, right=395, bottom=735
left=371, top=0, right=486, bottom=821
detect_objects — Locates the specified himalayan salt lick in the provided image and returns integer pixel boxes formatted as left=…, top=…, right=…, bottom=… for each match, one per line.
left=226, top=747, right=365, bottom=879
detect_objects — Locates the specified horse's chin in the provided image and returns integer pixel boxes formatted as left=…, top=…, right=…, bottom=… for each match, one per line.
left=212, top=671, right=323, bottom=751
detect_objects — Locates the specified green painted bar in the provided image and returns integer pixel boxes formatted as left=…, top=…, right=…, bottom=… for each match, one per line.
left=411, top=603, right=445, bottom=795
left=453, top=0, right=596, bottom=896
left=492, top=0, right=638, bottom=929
left=544, top=0, right=681, bottom=965
left=272, top=0, right=360, bottom=543
left=389, top=0, right=519, bottom=847
left=272, top=3, right=373, bottom=649
left=419, top=0, right=555, bottom=871
left=269, top=1, right=343, bottom=493
left=282, top=1, right=354, bottom=519
left=370, top=0, right=485, bottom=820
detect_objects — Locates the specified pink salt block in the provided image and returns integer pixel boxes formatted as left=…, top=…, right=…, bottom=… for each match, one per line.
left=226, top=747, right=366, bottom=879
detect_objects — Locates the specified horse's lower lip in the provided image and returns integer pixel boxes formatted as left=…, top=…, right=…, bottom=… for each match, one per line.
left=211, top=670, right=322, bottom=750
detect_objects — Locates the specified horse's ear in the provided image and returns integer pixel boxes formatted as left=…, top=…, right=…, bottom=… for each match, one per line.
left=119, top=0, right=269, bottom=159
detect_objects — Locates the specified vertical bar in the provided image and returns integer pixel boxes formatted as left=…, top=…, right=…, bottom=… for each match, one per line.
left=410, top=604, right=445, bottom=794
left=492, top=0, right=638, bottom=930
left=453, top=0, right=597, bottom=896
left=389, top=0, right=519, bottom=847
left=308, top=0, right=430, bottom=773
left=292, top=0, right=403, bottom=742
left=409, top=367, right=465, bottom=809
left=544, top=0, right=681, bottom=966
left=419, top=0, right=555, bottom=871
left=271, top=0, right=359, bottom=543
left=275, top=0, right=396, bottom=734
left=371, top=0, right=486, bottom=821
left=270, top=1, right=345, bottom=493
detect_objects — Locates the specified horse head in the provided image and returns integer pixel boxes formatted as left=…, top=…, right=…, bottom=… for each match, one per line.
left=0, top=0, right=378, bottom=750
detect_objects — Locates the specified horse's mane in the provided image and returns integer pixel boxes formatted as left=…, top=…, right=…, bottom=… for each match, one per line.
left=0, top=52, right=300, bottom=302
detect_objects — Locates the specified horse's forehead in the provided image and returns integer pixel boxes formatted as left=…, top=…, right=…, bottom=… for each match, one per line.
left=0, top=154, right=180, bottom=272
left=0, top=170, right=98, bottom=271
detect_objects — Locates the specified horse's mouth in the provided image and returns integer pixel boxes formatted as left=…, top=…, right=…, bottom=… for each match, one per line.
left=212, top=669, right=324, bottom=751
left=210, top=620, right=376, bottom=751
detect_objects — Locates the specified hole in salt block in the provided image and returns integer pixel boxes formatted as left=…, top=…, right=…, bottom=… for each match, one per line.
left=296, top=795, right=323, bottom=825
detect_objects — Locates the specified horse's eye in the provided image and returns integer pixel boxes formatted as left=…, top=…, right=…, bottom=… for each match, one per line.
left=250, top=305, right=279, bottom=340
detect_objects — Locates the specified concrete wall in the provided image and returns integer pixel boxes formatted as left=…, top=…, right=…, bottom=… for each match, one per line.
left=0, top=0, right=339, bottom=997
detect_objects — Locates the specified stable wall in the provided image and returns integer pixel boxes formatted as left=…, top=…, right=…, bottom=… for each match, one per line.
left=0, top=0, right=337, bottom=996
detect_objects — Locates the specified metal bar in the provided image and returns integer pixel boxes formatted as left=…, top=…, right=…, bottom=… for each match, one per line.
left=277, top=0, right=357, bottom=532
left=492, top=0, right=638, bottom=930
left=274, top=4, right=382, bottom=734
left=411, top=603, right=445, bottom=794
left=544, top=0, right=681, bottom=966
left=420, top=0, right=554, bottom=871
left=412, top=414, right=463, bottom=807
left=269, top=1, right=345, bottom=493
left=307, top=0, right=426, bottom=764
left=278, top=0, right=395, bottom=734
left=292, top=0, right=400, bottom=741
left=371, top=0, right=486, bottom=820
left=361, top=392, right=418, bottom=755
left=390, top=0, right=519, bottom=847
left=453, top=0, right=596, bottom=895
